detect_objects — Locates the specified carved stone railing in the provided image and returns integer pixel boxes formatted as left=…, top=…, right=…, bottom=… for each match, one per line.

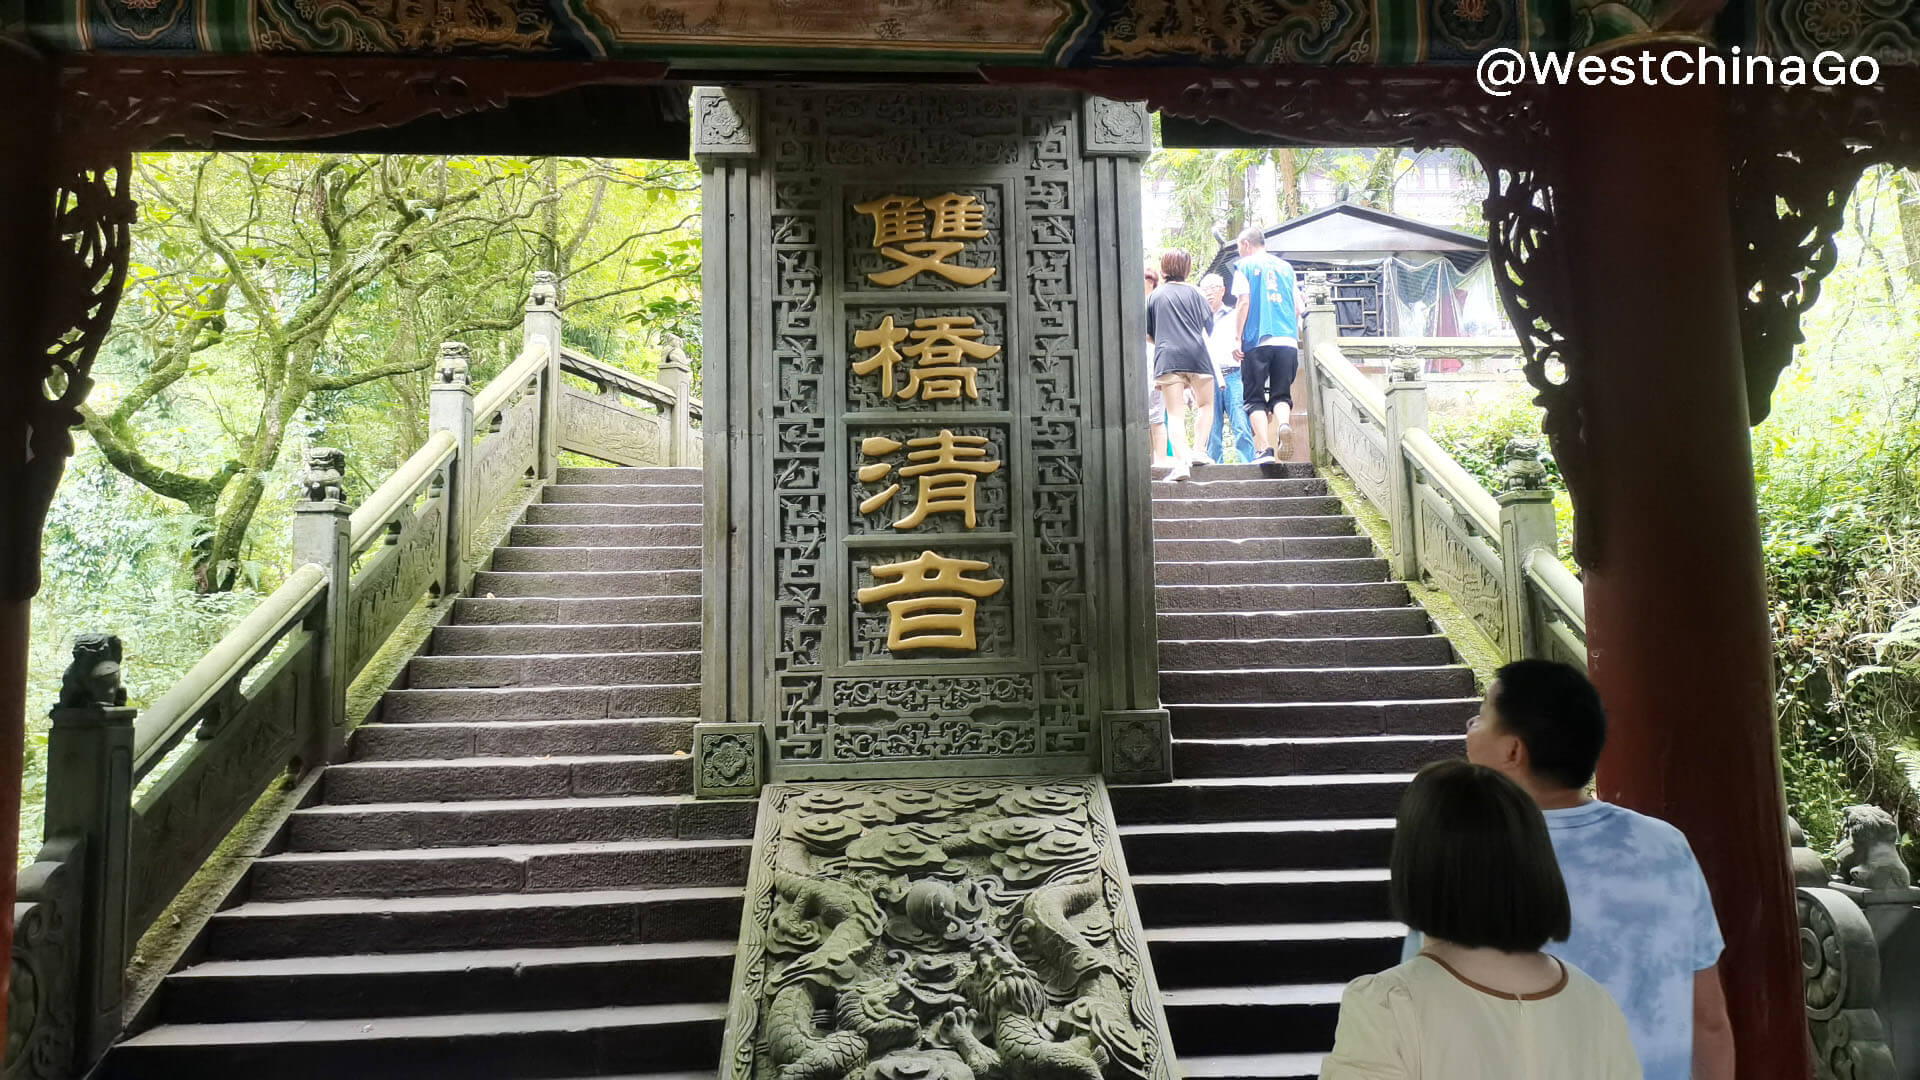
left=8, top=273, right=699, bottom=1078
left=1334, top=336, right=1527, bottom=381
left=1790, top=812, right=1916, bottom=1080
left=1299, top=274, right=1585, bottom=670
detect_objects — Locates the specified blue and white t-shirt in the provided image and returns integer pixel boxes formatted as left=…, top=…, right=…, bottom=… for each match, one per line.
left=1403, top=800, right=1724, bottom=1080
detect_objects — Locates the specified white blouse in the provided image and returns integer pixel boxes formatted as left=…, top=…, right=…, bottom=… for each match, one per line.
left=1321, top=954, right=1643, bottom=1080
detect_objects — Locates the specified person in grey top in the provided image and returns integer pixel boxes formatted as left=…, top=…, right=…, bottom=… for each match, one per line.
left=1146, top=250, right=1216, bottom=482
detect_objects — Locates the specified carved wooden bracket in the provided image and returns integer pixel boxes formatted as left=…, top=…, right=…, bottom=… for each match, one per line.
left=1728, top=75, right=1920, bottom=426
left=54, top=57, right=669, bottom=169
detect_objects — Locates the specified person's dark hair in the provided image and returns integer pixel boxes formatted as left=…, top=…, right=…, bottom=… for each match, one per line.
left=1160, top=250, right=1193, bottom=282
left=1390, top=760, right=1571, bottom=952
left=1491, top=659, right=1607, bottom=790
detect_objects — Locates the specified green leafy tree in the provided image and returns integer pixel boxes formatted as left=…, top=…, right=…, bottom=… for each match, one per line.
left=81, top=153, right=699, bottom=591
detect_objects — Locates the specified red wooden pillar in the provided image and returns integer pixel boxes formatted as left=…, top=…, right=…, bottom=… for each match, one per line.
left=1554, top=71, right=1807, bottom=1074
left=0, top=49, right=59, bottom=1050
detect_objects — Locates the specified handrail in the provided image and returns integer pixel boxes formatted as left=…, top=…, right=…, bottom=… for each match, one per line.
left=1525, top=549, right=1586, bottom=630
left=1335, top=335, right=1524, bottom=357
left=1402, top=428, right=1501, bottom=540
left=347, top=430, right=457, bottom=555
left=473, top=345, right=547, bottom=422
left=132, top=563, right=327, bottom=772
left=560, top=346, right=677, bottom=407
left=1313, top=340, right=1386, bottom=424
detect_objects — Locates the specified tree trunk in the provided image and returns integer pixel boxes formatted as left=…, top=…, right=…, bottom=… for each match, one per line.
left=1274, top=150, right=1299, bottom=223
left=1225, top=166, right=1249, bottom=243
left=1362, top=149, right=1404, bottom=213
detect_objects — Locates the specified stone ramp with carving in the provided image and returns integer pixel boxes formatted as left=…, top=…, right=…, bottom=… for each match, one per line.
left=1114, top=462, right=1474, bottom=1079
left=99, top=466, right=754, bottom=1080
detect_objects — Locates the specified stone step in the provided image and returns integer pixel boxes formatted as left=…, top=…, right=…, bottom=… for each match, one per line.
left=432, top=622, right=701, bottom=656
left=1172, top=734, right=1461, bottom=776
left=452, top=595, right=701, bottom=626
left=1110, top=774, right=1409, bottom=824
left=1135, top=868, right=1391, bottom=926
left=378, top=684, right=701, bottom=723
left=1150, top=478, right=1329, bottom=499
left=405, top=651, right=700, bottom=690
left=1168, top=699, right=1479, bottom=739
left=290, top=796, right=754, bottom=853
left=509, top=523, right=702, bottom=548
left=1159, top=635, right=1454, bottom=671
left=1158, top=609, right=1431, bottom=640
left=1153, top=515, right=1355, bottom=540
left=1155, top=582, right=1409, bottom=612
left=471, top=569, right=703, bottom=599
left=322, top=755, right=692, bottom=805
left=1152, top=463, right=1316, bottom=481
left=1120, top=818, right=1394, bottom=874
left=156, top=941, right=735, bottom=1025
left=522, top=503, right=703, bottom=526
left=488, top=546, right=702, bottom=572
left=1152, top=536, right=1374, bottom=561
left=555, top=467, right=700, bottom=485
left=544, top=484, right=705, bottom=505
left=100, top=1002, right=727, bottom=1080
left=350, top=718, right=695, bottom=762
left=1153, top=495, right=1344, bottom=519
left=205, top=887, right=743, bottom=960
left=1148, top=922, right=1403, bottom=991
left=1163, top=985, right=1343, bottom=1057
left=1177, top=1052, right=1324, bottom=1079
left=249, top=839, right=750, bottom=901
left=1155, top=558, right=1388, bottom=587
left=1159, top=665, right=1476, bottom=704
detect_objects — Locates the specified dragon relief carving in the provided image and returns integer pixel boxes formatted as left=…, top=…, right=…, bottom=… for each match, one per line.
left=728, top=779, right=1171, bottom=1080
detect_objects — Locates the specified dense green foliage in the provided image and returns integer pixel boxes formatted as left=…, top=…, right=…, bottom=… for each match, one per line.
left=22, top=153, right=700, bottom=860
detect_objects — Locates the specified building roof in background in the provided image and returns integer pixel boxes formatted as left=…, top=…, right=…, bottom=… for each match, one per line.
left=1205, top=203, right=1487, bottom=279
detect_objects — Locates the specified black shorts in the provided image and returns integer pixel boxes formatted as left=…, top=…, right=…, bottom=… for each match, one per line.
left=1241, top=344, right=1299, bottom=416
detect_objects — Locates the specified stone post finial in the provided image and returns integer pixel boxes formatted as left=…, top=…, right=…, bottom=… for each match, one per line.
left=56, top=634, right=126, bottom=712
left=436, top=341, right=472, bottom=387
left=302, top=448, right=347, bottom=504
left=528, top=270, right=559, bottom=311
left=1501, top=435, right=1549, bottom=491
left=660, top=332, right=692, bottom=373
left=1388, top=345, right=1424, bottom=383
left=1303, top=271, right=1332, bottom=307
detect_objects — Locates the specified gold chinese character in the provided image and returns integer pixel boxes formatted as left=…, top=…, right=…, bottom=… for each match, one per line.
left=854, top=193, right=998, bottom=288
left=853, top=316, right=911, bottom=398
left=895, top=430, right=999, bottom=529
left=853, top=195, right=929, bottom=247
left=924, top=192, right=989, bottom=240
left=856, top=550, right=1006, bottom=651
left=856, top=431, right=1001, bottom=529
left=901, top=316, right=998, bottom=401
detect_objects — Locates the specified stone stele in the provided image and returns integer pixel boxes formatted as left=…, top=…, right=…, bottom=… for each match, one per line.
left=721, top=776, right=1176, bottom=1080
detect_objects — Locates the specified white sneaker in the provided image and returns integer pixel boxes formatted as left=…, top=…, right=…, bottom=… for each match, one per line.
left=1166, top=462, right=1192, bottom=482
left=1276, top=421, right=1293, bottom=437
left=1189, top=452, right=1215, bottom=468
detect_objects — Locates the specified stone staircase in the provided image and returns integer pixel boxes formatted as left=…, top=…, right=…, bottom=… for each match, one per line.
left=101, top=466, right=752, bottom=1080
left=1112, top=462, right=1476, bottom=1079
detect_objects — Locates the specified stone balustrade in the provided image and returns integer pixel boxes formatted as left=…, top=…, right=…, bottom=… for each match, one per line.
left=7, top=275, right=699, bottom=1078
left=1298, top=272, right=1585, bottom=671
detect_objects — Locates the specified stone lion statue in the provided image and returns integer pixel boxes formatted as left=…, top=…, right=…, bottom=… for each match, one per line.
left=303, top=448, right=347, bottom=503
left=57, top=634, right=126, bottom=710
left=1836, top=804, right=1911, bottom=891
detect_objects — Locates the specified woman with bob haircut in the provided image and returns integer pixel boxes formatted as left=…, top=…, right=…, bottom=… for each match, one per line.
left=1321, top=760, right=1641, bottom=1079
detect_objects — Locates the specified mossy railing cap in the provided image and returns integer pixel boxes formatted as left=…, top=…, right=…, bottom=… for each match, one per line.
left=1402, top=428, right=1501, bottom=539
left=473, top=344, right=549, bottom=420
left=347, top=429, right=457, bottom=554
left=130, top=563, right=326, bottom=776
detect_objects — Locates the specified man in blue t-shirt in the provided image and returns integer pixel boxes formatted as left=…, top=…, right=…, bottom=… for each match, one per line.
left=1229, top=225, right=1299, bottom=466
left=1403, top=660, right=1736, bottom=1080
